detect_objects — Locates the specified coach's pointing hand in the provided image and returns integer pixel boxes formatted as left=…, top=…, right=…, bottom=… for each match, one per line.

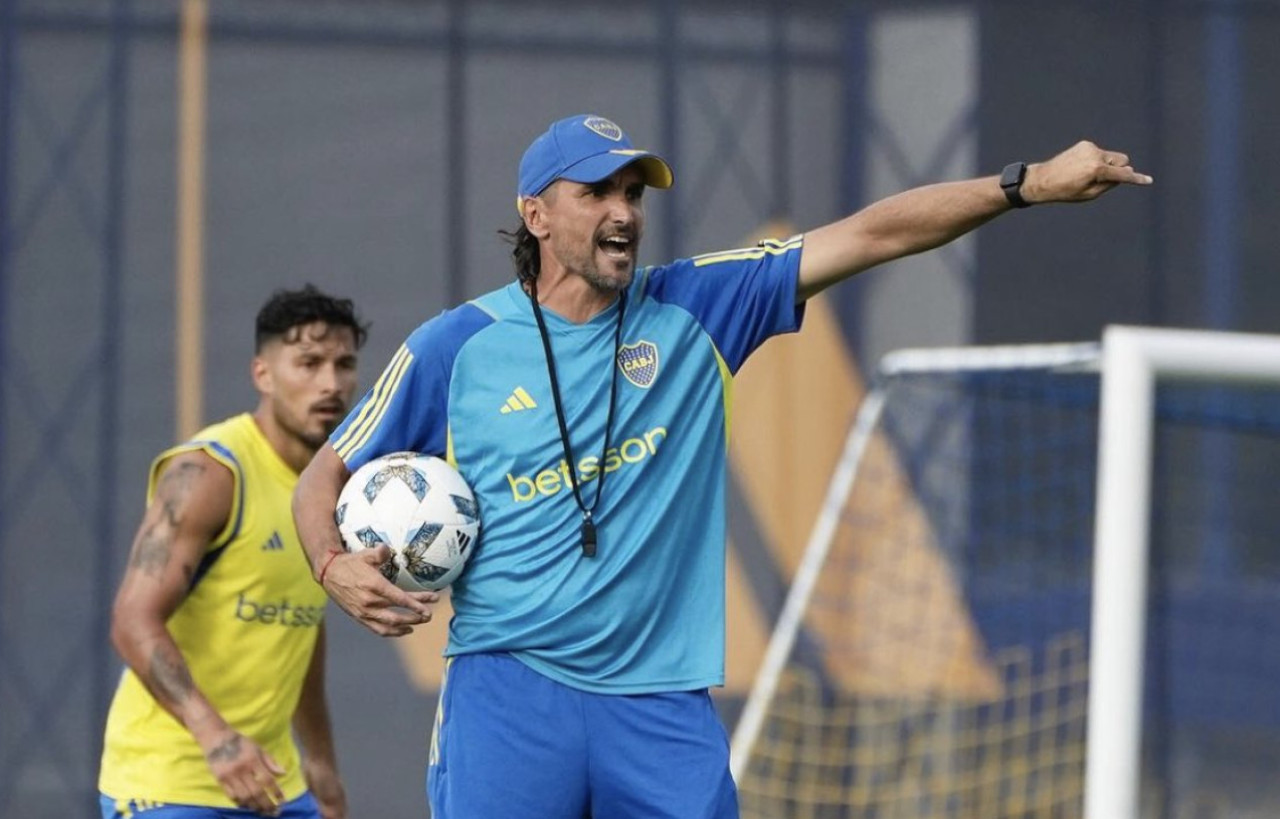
left=1021, top=140, right=1154, bottom=205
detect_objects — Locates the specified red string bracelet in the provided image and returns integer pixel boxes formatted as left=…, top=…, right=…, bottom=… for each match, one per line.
left=317, top=549, right=343, bottom=586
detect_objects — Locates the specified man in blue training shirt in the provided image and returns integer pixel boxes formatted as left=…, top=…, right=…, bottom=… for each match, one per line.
left=293, top=114, right=1152, bottom=817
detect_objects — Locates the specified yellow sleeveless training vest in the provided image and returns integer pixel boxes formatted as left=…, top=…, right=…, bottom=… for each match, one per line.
left=99, top=414, right=328, bottom=807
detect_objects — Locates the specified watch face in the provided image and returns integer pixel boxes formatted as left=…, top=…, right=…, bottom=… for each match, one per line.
left=1000, top=162, right=1026, bottom=188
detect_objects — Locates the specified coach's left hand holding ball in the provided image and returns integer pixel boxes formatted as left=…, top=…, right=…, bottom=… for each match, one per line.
left=295, top=446, right=439, bottom=638
left=319, top=545, right=440, bottom=637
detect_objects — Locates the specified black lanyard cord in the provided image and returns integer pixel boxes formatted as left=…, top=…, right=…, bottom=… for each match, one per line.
left=528, top=280, right=626, bottom=557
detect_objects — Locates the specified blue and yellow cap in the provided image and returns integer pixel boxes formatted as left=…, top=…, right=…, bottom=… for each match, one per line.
left=517, top=114, right=674, bottom=213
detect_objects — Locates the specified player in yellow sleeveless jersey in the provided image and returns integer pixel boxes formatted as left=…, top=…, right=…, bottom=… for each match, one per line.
left=99, top=285, right=367, bottom=819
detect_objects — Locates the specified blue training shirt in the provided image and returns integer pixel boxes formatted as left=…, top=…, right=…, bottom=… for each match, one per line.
left=330, top=236, right=805, bottom=694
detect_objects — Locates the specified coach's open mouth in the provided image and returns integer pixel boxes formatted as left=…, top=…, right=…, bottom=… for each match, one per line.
left=599, top=235, right=633, bottom=261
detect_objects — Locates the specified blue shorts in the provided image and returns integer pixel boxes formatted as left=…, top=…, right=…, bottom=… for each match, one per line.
left=98, top=791, right=319, bottom=819
left=428, top=652, right=738, bottom=818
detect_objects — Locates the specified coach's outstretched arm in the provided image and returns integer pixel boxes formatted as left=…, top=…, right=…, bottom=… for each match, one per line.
left=293, top=443, right=438, bottom=637
left=796, top=140, right=1153, bottom=303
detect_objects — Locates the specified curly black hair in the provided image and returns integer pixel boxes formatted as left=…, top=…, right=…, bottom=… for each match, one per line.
left=254, top=284, right=369, bottom=352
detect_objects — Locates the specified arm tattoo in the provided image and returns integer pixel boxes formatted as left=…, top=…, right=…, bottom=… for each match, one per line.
left=148, top=642, right=195, bottom=705
left=207, top=734, right=242, bottom=763
left=131, top=528, right=172, bottom=575
left=130, top=461, right=206, bottom=577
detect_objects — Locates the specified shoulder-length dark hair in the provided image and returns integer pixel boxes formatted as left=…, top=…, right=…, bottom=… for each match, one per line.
left=498, top=223, right=540, bottom=284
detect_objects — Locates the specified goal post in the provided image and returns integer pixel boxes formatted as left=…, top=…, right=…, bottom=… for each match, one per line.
left=1087, top=326, right=1280, bottom=819
left=730, top=326, right=1280, bottom=819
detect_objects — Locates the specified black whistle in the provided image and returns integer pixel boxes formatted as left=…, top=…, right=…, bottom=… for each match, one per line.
left=581, top=518, right=597, bottom=558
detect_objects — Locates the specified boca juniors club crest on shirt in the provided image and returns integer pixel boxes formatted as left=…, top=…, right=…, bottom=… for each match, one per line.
left=617, top=340, right=659, bottom=388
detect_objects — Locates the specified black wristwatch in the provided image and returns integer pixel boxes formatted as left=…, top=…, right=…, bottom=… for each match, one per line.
left=1000, top=161, right=1031, bottom=208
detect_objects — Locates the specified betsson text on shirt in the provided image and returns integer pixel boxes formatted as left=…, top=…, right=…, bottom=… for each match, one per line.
left=235, top=594, right=326, bottom=627
left=506, top=426, right=667, bottom=502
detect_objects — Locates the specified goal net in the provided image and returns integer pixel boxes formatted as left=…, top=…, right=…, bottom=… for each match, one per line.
left=731, top=327, right=1280, bottom=819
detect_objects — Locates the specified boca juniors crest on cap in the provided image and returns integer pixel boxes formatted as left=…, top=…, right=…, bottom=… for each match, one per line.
left=582, top=116, right=624, bottom=141
left=617, top=340, right=659, bottom=388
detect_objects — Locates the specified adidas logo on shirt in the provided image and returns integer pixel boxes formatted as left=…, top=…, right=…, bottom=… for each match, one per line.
left=500, top=387, right=538, bottom=414
left=261, top=532, right=284, bottom=552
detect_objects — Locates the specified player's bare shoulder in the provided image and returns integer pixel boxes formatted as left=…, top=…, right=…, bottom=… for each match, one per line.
left=130, top=450, right=237, bottom=578
left=152, top=449, right=235, bottom=521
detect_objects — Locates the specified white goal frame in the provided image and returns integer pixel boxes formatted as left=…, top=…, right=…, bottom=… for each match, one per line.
left=1085, top=326, right=1280, bottom=819
left=728, top=325, right=1280, bottom=819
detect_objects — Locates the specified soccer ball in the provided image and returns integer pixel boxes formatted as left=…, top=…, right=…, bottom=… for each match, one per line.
left=334, top=452, right=480, bottom=591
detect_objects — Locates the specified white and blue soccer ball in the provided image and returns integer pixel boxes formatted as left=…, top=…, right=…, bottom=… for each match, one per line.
left=334, top=452, right=480, bottom=591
